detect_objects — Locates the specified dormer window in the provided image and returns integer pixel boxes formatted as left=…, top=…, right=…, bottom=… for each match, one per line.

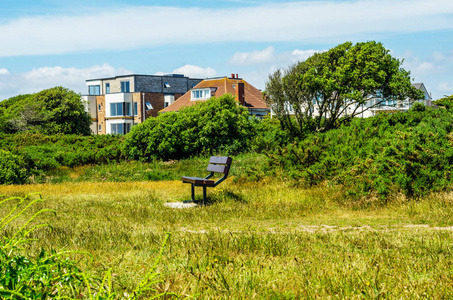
left=191, top=88, right=214, bottom=100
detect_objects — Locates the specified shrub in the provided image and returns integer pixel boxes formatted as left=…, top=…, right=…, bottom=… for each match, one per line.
left=0, top=150, right=28, bottom=184
left=123, top=94, right=256, bottom=160
left=270, top=108, right=453, bottom=200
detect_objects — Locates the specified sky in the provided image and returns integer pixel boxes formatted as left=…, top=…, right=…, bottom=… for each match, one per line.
left=0, top=0, right=452, bottom=101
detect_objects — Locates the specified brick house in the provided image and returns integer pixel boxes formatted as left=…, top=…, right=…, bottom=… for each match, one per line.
left=160, top=75, right=270, bottom=117
left=83, top=74, right=202, bottom=134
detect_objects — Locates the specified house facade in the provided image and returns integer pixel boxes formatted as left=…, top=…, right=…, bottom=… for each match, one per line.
left=366, top=83, right=432, bottom=116
left=83, top=74, right=202, bottom=134
left=160, top=75, right=270, bottom=117
left=271, top=82, right=432, bottom=118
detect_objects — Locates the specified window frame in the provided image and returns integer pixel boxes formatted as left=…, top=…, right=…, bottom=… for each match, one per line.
left=121, top=81, right=130, bottom=93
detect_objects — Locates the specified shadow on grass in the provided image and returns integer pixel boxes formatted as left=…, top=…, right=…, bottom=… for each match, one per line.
left=198, top=189, right=247, bottom=206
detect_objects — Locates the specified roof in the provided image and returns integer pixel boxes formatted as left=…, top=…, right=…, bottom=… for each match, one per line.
left=86, top=73, right=197, bottom=82
left=161, top=76, right=269, bottom=113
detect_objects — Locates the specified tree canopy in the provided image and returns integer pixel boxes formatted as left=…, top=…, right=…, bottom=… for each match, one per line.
left=264, top=41, right=424, bottom=136
left=0, top=87, right=92, bottom=135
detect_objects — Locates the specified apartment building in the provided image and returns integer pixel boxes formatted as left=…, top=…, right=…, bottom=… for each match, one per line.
left=83, top=74, right=202, bottom=134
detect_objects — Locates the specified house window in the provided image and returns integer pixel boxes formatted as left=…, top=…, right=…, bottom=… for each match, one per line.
left=145, top=102, right=153, bottom=110
left=164, top=82, right=170, bottom=88
left=98, top=104, right=101, bottom=111
left=111, top=123, right=131, bottom=135
left=89, top=85, right=100, bottom=95
left=134, top=102, right=138, bottom=116
left=98, top=124, right=102, bottom=132
left=165, top=102, right=169, bottom=108
left=110, top=102, right=133, bottom=116
left=105, top=83, right=110, bottom=94
left=110, top=103, right=123, bottom=116
left=191, top=88, right=211, bottom=100
left=121, top=81, right=130, bottom=93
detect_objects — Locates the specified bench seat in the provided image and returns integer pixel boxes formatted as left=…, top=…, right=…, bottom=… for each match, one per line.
left=181, top=176, right=216, bottom=186
left=181, top=156, right=232, bottom=204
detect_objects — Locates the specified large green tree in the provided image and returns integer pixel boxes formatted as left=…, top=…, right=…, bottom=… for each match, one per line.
left=265, top=41, right=424, bottom=136
left=0, top=87, right=91, bottom=135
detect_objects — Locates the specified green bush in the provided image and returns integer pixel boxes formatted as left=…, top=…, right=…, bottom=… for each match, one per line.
left=0, top=150, right=29, bottom=184
left=270, top=107, right=453, bottom=200
left=123, top=94, right=256, bottom=160
left=0, top=87, right=92, bottom=135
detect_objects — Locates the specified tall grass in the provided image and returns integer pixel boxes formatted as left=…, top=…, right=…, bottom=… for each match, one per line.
left=0, top=193, right=173, bottom=299
left=1, top=181, right=452, bottom=298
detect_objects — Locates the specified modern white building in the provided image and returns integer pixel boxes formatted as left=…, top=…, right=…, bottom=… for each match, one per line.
left=271, top=83, right=432, bottom=118
left=83, top=74, right=202, bottom=134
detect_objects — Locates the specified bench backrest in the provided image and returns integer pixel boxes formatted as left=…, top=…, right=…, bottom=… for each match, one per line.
left=207, top=156, right=232, bottom=176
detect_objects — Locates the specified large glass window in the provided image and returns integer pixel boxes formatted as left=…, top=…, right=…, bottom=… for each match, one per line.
left=110, top=102, right=134, bottom=116
left=191, top=89, right=211, bottom=100
left=111, top=123, right=131, bottom=135
left=121, top=81, right=130, bottom=93
left=89, top=85, right=100, bottom=95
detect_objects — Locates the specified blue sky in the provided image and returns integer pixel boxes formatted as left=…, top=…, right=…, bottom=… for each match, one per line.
left=0, top=0, right=452, bottom=100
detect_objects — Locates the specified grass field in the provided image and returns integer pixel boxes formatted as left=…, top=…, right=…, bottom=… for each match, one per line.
left=1, top=177, right=453, bottom=298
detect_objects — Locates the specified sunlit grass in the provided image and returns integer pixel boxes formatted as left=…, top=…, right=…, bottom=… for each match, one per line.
left=1, top=180, right=453, bottom=298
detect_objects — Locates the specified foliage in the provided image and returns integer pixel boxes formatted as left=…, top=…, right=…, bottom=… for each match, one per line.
left=269, top=106, right=453, bottom=200
left=123, top=94, right=256, bottom=160
left=0, top=150, right=29, bottom=184
left=0, top=133, right=123, bottom=182
left=433, top=94, right=453, bottom=109
left=0, top=193, right=173, bottom=299
left=250, top=117, right=292, bottom=153
left=0, top=87, right=91, bottom=135
left=265, top=41, right=424, bottom=136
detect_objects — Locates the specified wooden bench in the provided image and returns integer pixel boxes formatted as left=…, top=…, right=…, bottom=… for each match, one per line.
left=181, top=156, right=232, bottom=204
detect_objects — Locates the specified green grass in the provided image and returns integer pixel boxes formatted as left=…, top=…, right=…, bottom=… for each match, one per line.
left=1, top=178, right=453, bottom=298
left=34, top=153, right=269, bottom=184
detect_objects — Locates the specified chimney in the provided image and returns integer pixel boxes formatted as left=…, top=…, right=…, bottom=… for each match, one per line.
left=236, top=74, right=238, bottom=79
left=231, top=73, right=235, bottom=79
left=237, top=82, right=245, bottom=106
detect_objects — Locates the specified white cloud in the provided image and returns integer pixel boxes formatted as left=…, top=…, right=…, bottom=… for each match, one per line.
left=230, top=46, right=323, bottom=67
left=170, top=65, right=217, bottom=78
left=0, top=64, right=132, bottom=100
left=230, top=47, right=276, bottom=65
left=0, top=68, right=9, bottom=75
left=0, top=0, right=453, bottom=57
left=291, top=49, right=322, bottom=61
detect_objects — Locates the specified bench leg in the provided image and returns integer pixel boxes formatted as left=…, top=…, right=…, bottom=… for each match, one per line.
left=203, top=186, right=207, bottom=205
left=191, top=184, right=195, bottom=202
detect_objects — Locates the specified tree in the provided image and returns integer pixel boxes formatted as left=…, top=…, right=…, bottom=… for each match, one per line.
left=2, top=87, right=92, bottom=135
left=433, top=94, right=453, bottom=109
left=264, top=41, right=424, bottom=136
